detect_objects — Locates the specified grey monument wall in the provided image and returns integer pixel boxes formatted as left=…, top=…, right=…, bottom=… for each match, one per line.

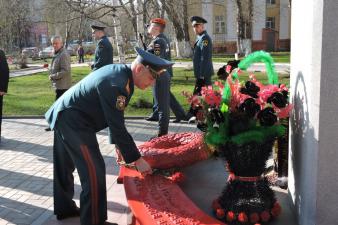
left=289, top=1, right=338, bottom=225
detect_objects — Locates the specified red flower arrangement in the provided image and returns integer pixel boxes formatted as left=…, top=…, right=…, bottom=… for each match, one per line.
left=216, top=209, right=225, bottom=219
left=183, top=51, right=293, bottom=148
left=260, top=210, right=271, bottom=222
left=226, top=211, right=236, bottom=222
left=168, top=171, right=185, bottom=183
left=249, top=213, right=260, bottom=223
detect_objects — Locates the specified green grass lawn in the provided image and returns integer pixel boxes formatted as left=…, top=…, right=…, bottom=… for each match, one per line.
left=3, top=67, right=289, bottom=116
left=173, top=52, right=290, bottom=63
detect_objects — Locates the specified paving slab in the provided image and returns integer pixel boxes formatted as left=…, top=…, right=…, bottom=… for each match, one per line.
left=0, top=118, right=297, bottom=225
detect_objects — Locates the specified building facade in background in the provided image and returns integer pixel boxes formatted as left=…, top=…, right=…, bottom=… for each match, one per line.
left=28, top=0, right=49, bottom=48
left=187, top=0, right=291, bottom=53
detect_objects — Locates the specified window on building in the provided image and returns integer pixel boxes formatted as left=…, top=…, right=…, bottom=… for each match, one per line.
left=266, top=17, right=275, bottom=29
left=215, top=15, right=226, bottom=34
left=266, top=0, right=276, bottom=4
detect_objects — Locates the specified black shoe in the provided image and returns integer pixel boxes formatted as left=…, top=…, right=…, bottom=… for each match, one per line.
left=104, top=222, right=118, bottom=225
left=56, top=207, right=80, bottom=220
left=188, top=116, right=196, bottom=124
left=145, top=117, right=159, bottom=122
left=171, top=118, right=181, bottom=123
left=45, top=127, right=51, bottom=131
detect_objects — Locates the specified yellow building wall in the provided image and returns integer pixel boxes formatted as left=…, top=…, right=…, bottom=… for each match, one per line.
left=266, top=0, right=281, bottom=32
left=187, top=0, right=202, bottom=44
left=187, top=0, right=227, bottom=45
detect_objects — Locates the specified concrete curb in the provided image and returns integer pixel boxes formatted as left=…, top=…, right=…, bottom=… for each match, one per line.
left=3, top=115, right=176, bottom=119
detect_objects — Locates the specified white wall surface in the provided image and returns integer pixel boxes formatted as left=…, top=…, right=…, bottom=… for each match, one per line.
left=202, top=0, right=214, bottom=36
left=252, top=0, right=265, bottom=40
left=226, top=0, right=237, bottom=41
left=290, top=1, right=338, bottom=225
left=279, top=0, right=291, bottom=39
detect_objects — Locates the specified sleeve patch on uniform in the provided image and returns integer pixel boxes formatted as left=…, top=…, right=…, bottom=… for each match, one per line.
left=154, top=44, right=161, bottom=56
left=154, top=48, right=161, bottom=56
left=202, top=40, right=208, bottom=46
left=116, top=95, right=126, bottom=111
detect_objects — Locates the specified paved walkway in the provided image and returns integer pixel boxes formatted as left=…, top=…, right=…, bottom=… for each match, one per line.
left=9, top=64, right=89, bottom=78
left=10, top=62, right=290, bottom=78
left=0, top=118, right=296, bottom=225
left=0, top=118, right=197, bottom=225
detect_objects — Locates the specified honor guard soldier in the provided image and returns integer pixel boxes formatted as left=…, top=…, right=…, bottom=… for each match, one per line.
left=187, top=16, right=214, bottom=122
left=45, top=47, right=173, bottom=225
left=145, top=18, right=188, bottom=134
left=91, top=25, right=113, bottom=71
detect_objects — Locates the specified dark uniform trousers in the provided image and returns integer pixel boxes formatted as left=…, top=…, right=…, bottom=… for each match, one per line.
left=150, top=89, right=187, bottom=121
left=0, top=49, right=9, bottom=139
left=55, top=89, right=68, bottom=100
left=0, top=95, right=3, bottom=137
left=153, top=71, right=171, bottom=135
left=53, top=109, right=107, bottom=225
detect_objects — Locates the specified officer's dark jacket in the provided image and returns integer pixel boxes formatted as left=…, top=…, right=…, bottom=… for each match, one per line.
left=92, top=36, right=113, bottom=71
left=193, top=30, right=214, bottom=80
left=0, top=50, right=9, bottom=93
left=45, top=64, right=140, bottom=163
left=147, top=33, right=172, bottom=76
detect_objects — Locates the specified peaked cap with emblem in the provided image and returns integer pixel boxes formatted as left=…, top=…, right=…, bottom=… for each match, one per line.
left=91, top=24, right=106, bottom=31
left=135, top=47, right=174, bottom=72
left=190, top=16, right=207, bottom=26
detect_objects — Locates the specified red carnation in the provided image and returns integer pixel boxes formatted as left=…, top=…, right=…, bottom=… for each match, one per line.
left=227, top=173, right=235, bottom=182
left=260, top=211, right=271, bottom=222
left=169, top=172, right=185, bottom=183
left=238, top=212, right=248, bottom=223
left=216, top=209, right=225, bottom=219
left=226, top=211, right=236, bottom=222
left=271, top=202, right=282, bottom=217
left=249, top=213, right=260, bottom=223
left=212, top=199, right=221, bottom=210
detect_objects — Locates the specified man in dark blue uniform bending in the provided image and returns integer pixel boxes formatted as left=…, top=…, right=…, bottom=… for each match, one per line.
left=45, top=47, right=173, bottom=225
left=91, top=25, right=113, bottom=71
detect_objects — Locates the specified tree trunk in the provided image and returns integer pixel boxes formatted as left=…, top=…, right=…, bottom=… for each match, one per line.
left=245, top=0, right=253, bottom=55
left=160, top=0, right=191, bottom=58
left=235, top=0, right=244, bottom=55
left=113, top=0, right=125, bottom=63
left=175, top=40, right=192, bottom=58
left=78, top=14, right=84, bottom=42
left=235, top=0, right=253, bottom=56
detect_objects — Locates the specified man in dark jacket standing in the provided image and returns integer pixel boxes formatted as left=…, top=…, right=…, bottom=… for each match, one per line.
left=45, top=47, right=173, bottom=225
left=187, top=16, right=214, bottom=122
left=0, top=49, right=9, bottom=143
left=45, top=36, right=71, bottom=131
left=91, top=25, right=113, bottom=71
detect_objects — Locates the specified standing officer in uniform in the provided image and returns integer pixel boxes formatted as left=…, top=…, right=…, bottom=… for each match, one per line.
left=145, top=18, right=187, bottom=133
left=187, top=16, right=214, bottom=122
left=45, top=47, right=173, bottom=225
left=91, top=25, right=113, bottom=71
left=0, top=49, right=9, bottom=143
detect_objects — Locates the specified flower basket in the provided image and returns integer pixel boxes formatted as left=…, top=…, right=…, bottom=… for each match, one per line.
left=186, top=51, right=292, bottom=225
